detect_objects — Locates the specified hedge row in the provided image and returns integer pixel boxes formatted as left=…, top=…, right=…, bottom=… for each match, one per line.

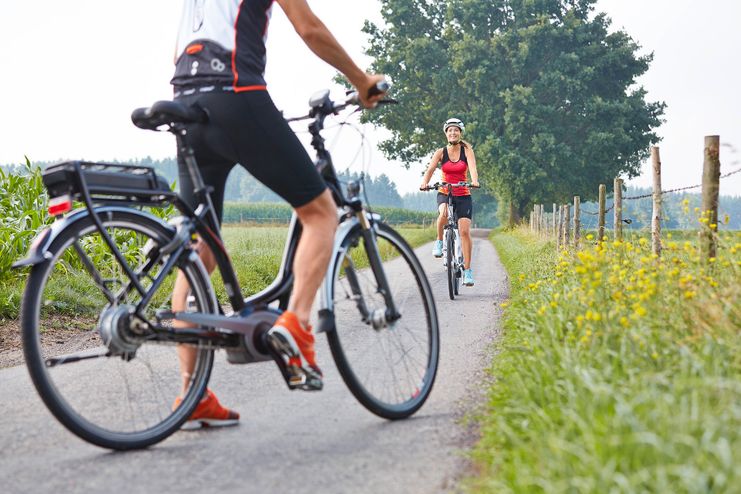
left=222, top=202, right=437, bottom=225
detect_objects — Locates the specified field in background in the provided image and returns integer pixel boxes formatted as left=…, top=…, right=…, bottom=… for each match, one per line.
left=1, top=223, right=434, bottom=322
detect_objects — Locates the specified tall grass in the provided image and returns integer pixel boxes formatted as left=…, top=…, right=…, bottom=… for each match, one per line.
left=470, top=227, right=740, bottom=493
left=0, top=160, right=51, bottom=316
left=0, top=161, right=175, bottom=319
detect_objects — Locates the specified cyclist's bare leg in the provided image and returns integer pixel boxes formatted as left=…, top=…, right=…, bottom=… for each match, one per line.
left=436, top=203, right=447, bottom=240
left=289, top=189, right=338, bottom=327
left=459, top=217, right=472, bottom=269
left=172, top=239, right=216, bottom=395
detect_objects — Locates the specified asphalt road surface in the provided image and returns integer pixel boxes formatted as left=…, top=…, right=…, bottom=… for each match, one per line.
left=0, top=228, right=508, bottom=494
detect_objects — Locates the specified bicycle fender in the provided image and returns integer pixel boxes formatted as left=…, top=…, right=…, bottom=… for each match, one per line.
left=316, top=212, right=382, bottom=333
left=12, top=206, right=173, bottom=268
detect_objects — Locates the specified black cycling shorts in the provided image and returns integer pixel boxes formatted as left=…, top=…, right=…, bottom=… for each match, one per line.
left=174, top=90, right=326, bottom=222
left=437, top=193, right=473, bottom=220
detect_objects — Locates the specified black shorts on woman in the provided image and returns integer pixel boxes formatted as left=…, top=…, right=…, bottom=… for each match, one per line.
left=175, top=89, right=327, bottom=223
left=436, top=193, right=472, bottom=220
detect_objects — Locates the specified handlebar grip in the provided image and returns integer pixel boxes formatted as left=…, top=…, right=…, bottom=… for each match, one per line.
left=368, top=80, right=390, bottom=98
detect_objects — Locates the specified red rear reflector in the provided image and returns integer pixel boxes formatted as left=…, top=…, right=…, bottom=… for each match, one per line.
left=186, top=44, right=203, bottom=55
left=48, top=195, right=72, bottom=216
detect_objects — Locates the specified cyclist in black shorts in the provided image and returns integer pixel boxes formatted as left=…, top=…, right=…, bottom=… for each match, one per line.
left=420, top=118, right=479, bottom=287
left=169, top=0, right=386, bottom=428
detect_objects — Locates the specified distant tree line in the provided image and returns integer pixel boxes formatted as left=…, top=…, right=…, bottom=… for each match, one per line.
left=3, top=157, right=502, bottom=225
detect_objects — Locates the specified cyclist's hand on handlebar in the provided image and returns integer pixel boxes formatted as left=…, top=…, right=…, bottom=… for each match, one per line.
left=356, top=74, right=387, bottom=108
left=471, top=180, right=480, bottom=188
left=419, top=182, right=429, bottom=191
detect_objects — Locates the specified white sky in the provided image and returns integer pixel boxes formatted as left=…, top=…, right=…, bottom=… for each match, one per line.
left=1, top=0, right=739, bottom=196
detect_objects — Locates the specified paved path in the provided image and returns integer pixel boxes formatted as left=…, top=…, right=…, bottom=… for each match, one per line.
left=0, top=229, right=508, bottom=494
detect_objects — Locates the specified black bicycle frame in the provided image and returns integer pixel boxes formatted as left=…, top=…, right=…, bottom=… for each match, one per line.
left=66, top=94, right=402, bottom=348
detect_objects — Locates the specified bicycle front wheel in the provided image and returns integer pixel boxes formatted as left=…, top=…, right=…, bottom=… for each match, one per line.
left=20, top=209, right=216, bottom=450
left=446, top=229, right=456, bottom=300
left=327, top=221, right=439, bottom=419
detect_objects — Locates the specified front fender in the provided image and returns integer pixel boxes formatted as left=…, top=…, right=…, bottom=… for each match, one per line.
left=11, top=206, right=173, bottom=269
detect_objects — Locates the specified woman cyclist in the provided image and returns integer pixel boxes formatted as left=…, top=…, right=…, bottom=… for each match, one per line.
left=420, top=118, right=479, bottom=286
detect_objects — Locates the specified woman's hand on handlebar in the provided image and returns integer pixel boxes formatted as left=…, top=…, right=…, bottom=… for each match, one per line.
left=356, top=74, right=387, bottom=108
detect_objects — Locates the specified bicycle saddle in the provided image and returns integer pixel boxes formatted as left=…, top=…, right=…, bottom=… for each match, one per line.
left=131, top=100, right=208, bottom=131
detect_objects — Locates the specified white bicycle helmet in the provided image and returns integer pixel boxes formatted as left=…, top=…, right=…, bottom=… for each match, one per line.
left=443, top=118, right=464, bottom=132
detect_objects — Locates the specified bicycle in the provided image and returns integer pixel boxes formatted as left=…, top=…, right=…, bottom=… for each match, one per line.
left=422, top=182, right=477, bottom=300
left=13, top=84, right=440, bottom=450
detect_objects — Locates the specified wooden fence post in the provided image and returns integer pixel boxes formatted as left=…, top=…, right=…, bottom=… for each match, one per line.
left=556, top=205, right=562, bottom=251
left=573, top=196, right=581, bottom=249
left=552, top=203, right=557, bottom=239
left=598, top=184, right=606, bottom=242
left=564, top=203, right=571, bottom=247
left=651, top=147, right=662, bottom=257
left=614, top=178, right=623, bottom=241
left=701, top=135, right=721, bottom=260
left=539, top=204, right=545, bottom=236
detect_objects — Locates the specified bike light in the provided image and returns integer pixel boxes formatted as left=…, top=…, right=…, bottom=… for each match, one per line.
left=48, top=194, right=72, bottom=216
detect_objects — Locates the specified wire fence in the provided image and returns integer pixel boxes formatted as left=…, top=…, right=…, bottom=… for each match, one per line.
left=529, top=138, right=734, bottom=258
left=579, top=165, right=741, bottom=216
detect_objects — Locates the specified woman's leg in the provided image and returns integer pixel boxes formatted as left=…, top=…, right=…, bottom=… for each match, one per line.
left=287, top=189, right=338, bottom=327
left=172, top=239, right=216, bottom=395
left=437, top=203, right=448, bottom=240
left=458, top=218, right=472, bottom=269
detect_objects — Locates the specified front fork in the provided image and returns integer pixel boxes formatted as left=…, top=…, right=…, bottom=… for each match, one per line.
left=354, top=209, right=401, bottom=325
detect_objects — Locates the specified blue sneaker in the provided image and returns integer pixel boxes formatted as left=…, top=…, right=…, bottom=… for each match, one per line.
left=432, top=240, right=443, bottom=258
left=463, top=268, right=474, bottom=286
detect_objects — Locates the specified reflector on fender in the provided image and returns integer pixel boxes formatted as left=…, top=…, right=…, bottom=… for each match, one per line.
left=48, top=194, right=72, bottom=216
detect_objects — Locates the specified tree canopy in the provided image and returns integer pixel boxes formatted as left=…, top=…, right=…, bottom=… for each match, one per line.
left=363, top=0, right=665, bottom=223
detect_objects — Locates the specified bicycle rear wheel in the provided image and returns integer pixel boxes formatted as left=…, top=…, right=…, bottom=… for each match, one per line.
left=327, top=221, right=439, bottom=419
left=20, top=209, right=216, bottom=450
left=446, top=229, right=456, bottom=300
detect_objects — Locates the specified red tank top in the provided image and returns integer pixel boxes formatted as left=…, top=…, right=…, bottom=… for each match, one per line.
left=440, top=146, right=470, bottom=196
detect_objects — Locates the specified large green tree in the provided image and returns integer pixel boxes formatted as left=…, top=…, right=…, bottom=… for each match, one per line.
left=364, top=0, right=665, bottom=224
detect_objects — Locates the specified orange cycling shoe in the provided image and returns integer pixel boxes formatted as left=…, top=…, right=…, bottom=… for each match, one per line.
left=173, top=388, right=240, bottom=430
left=265, top=311, right=323, bottom=391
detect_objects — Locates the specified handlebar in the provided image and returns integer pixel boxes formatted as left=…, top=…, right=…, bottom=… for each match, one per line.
left=286, top=80, right=396, bottom=123
left=421, top=182, right=480, bottom=191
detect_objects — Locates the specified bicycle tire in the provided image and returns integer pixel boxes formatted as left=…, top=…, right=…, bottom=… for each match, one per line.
left=327, top=221, right=439, bottom=419
left=21, top=209, right=216, bottom=450
left=446, top=229, right=456, bottom=300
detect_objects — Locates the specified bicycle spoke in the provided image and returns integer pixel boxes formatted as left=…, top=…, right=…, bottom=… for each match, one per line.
left=73, top=239, right=116, bottom=304
left=329, top=223, right=438, bottom=418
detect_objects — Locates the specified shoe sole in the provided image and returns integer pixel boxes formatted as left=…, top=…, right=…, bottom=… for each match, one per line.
left=265, top=328, right=323, bottom=392
left=180, top=418, right=240, bottom=431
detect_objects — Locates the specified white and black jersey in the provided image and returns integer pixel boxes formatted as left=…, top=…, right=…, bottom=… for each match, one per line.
left=171, top=0, right=274, bottom=92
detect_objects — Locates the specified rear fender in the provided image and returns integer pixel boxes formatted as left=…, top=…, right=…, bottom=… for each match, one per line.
left=11, top=207, right=173, bottom=268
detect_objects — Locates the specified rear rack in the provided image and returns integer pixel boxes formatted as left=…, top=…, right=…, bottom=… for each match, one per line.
left=42, top=161, right=176, bottom=206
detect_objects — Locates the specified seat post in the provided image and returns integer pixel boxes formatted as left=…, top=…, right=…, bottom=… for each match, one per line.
left=174, top=126, right=221, bottom=233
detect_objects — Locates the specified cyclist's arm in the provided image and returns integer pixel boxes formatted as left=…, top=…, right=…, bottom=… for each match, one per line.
left=277, top=0, right=384, bottom=108
left=420, top=148, right=444, bottom=189
left=467, top=146, right=480, bottom=188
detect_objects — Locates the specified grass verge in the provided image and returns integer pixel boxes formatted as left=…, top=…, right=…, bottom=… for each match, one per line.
left=468, top=228, right=740, bottom=493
